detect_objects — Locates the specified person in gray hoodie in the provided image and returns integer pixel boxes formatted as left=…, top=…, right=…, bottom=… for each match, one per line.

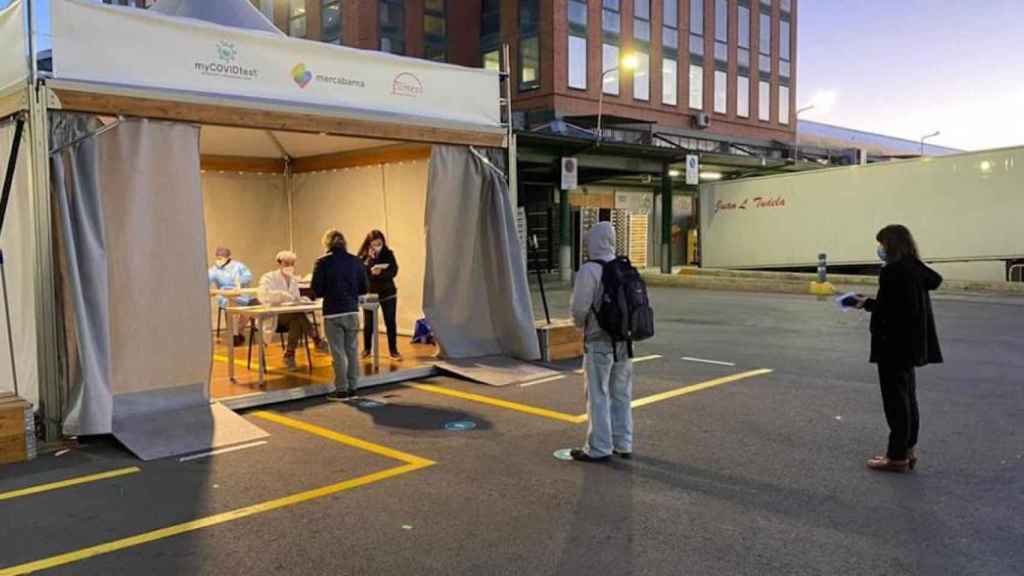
left=569, top=221, right=634, bottom=463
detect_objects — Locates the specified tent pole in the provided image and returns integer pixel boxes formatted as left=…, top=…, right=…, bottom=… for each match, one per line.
left=27, top=0, right=37, bottom=85
left=0, top=116, right=25, bottom=396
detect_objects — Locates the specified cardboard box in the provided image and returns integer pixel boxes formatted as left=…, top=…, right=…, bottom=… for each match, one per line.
left=536, top=320, right=583, bottom=362
left=0, top=397, right=35, bottom=465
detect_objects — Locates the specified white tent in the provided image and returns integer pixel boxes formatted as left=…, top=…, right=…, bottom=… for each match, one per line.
left=0, top=0, right=538, bottom=459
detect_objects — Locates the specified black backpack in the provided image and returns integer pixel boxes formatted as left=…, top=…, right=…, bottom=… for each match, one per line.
left=590, top=256, right=655, bottom=357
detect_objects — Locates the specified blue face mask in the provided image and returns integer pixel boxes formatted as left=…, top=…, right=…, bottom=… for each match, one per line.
left=877, top=246, right=888, bottom=263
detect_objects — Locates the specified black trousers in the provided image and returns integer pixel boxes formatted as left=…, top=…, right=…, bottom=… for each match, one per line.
left=877, top=363, right=920, bottom=460
left=363, top=297, right=399, bottom=355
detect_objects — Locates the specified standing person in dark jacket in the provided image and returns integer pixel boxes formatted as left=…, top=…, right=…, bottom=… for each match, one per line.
left=855, top=225, right=943, bottom=472
left=312, top=229, right=368, bottom=400
left=357, top=230, right=402, bottom=360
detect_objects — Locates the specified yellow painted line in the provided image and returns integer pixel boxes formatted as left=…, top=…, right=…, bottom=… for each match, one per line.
left=628, top=369, right=773, bottom=409
left=0, top=462, right=426, bottom=576
left=409, top=383, right=585, bottom=424
left=0, top=413, right=433, bottom=576
left=0, top=467, right=141, bottom=502
left=251, top=411, right=435, bottom=467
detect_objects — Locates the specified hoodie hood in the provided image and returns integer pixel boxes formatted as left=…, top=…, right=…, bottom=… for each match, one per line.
left=587, top=222, right=616, bottom=262
left=912, top=258, right=943, bottom=291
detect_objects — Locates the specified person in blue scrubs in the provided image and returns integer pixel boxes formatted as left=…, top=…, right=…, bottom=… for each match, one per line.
left=209, top=246, right=255, bottom=346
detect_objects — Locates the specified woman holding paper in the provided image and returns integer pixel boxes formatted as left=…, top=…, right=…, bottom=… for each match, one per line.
left=855, top=225, right=943, bottom=473
left=358, top=230, right=401, bottom=360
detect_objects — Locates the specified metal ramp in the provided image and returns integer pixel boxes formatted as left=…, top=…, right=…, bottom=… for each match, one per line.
left=434, top=355, right=560, bottom=387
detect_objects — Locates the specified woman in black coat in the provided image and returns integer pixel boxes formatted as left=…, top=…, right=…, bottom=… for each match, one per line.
left=856, top=225, right=943, bottom=472
left=358, top=230, right=402, bottom=360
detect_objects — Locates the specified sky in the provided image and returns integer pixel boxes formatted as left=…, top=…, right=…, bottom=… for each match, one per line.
left=797, top=0, right=1024, bottom=151
left=5, top=0, right=1023, bottom=151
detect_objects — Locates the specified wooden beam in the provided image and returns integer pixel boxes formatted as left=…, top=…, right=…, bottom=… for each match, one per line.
left=291, top=144, right=431, bottom=173
left=0, top=87, right=28, bottom=120
left=200, top=155, right=286, bottom=174
left=49, top=88, right=506, bottom=148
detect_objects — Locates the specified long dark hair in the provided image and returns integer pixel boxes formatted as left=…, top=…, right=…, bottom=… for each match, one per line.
left=358, top=230, right=388, bottom=260
left=876, top=224, right=919, bottom=263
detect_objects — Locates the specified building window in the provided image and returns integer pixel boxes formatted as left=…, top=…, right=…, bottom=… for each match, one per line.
left=289, top=0, right=307, bottom=38
left=758, top=79, right=770, bottom=121
left=425, top=0, right=447, bottom=61
left=779, top=15, right=791, bottom=80
left=321, top=1, right=342, bottom=44
left=602, top=0, right=621, bottom=95
left=758, top=7, right=771, bottom=77
left=481, top=0, right=501, bottom=70
left=738, top=0, right=751, bottom=71
left=568, top=0, right=588, bottom=90
left=662, top=0, right=679, bottom=105
left=380, top=0, right=405, bottom=54
left=663, top=56, right=678, bottom=105
left=737, top=75, right=749, bottom=117
left=779, top=84, right=789, bottom=124
left=689, top=63, right=703, bottom=109
left=714, top=0, right=728, bottom=63
left=689, top=0, right=704, bottom=109
left=258, top=0, right=275, bottom=23
left=714, top=69, right=727, bottom=113
left=603, top=44, right=620, bottom=95
left=633, top=0, right=651, bottom=101
left=519, top=0, right=540, bottom=90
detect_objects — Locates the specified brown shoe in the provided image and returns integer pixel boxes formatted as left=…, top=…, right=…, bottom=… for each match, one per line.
left=867, top=456, right=910, bottom=473
left=908, top=448, right=918, bottom=470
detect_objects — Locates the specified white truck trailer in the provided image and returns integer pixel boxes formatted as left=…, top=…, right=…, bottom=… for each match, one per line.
left=699, top=146, right=1024, bottom=282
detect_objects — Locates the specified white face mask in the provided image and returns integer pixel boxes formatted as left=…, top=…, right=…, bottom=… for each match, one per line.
left=282, top=266, right=295, bottom=277
left=215, top=258, right=228, bottom=268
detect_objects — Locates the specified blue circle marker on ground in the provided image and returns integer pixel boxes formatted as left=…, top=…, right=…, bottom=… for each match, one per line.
left=357, top=400, right=384, bottom=409
left=553, top=448, right=574, bottom=461
left=444, top=420, right=477, bottom=431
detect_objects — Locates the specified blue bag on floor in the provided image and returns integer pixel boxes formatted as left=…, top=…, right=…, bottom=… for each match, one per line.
left=412, top=319, right=435, bottom=344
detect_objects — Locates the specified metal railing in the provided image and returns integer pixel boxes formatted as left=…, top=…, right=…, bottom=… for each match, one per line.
left=1010, top=264, right=1024, bottom=283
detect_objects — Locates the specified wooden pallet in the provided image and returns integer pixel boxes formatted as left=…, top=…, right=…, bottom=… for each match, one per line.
left=0, top=397, right=35, bottom=465
left=536, top=319, right=583, bottom=362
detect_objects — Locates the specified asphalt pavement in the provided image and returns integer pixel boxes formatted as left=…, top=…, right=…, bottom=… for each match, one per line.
left=1, top=286, right=1021, bottom=576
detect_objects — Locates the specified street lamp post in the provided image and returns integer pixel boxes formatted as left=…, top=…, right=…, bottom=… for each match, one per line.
left=596, top=54, right=636, bottom=144
left=920, top=131, right=940, bottom=156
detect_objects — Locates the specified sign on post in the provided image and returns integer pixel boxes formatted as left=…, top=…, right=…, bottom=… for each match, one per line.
left=685, top=154, right=699, bottom=186
left=561, top=157, right=578, bottom=190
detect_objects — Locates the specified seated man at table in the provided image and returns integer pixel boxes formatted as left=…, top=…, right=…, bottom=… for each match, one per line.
left=208, top=246, right=255, bottom=346
left=258, top=250, right=327, bottom=370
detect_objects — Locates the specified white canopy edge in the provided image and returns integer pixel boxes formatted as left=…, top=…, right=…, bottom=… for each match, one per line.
left=0, top=0, right=29, bottom=95
left=48, top=0, right=504, bottom=141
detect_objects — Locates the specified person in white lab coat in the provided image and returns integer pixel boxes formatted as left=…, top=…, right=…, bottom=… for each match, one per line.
left=208, top=246, right=254, bottom=346
left=258, top=250, right=326, bottom=370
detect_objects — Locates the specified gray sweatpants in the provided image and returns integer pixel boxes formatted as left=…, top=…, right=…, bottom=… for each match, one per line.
left=324, top=314, right=360, bottom=394
left=583, top=340, right=634, bottom=457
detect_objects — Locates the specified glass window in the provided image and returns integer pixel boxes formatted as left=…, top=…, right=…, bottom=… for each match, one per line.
left=483, top=50, right=501, bottom=71
left=690, top=0, right=704, bottom=34
left=426, top=0, right=445, bottom=11
left=759, top=13, right=771, bottom=55
left=634, top=50, right=650, bottom=101
left=425, top=0, right=447, bottom=62
left=664, top=27, right=679, bottom=50
left=689, top=34, right=704, bottom=56
left=759, top=54, right=771, bottom=75
left=662, top=57, right=678, bottom=105
left=665, top=0, right=678, bottom=26
left=603, top=8, right=621, bottom=38
left=603, top=44, right=620, bottom=95
left=634, top=0, right=650, bottom=19
left=759, top=80, right=770, bottom=121
left=259, top=0, right=275, bottom=23
left=779, top=84, right=789, bottom=124
left=780, top=0, right=791, bottom=13
left=738, top=5, right=750, bottom=48
left=714, top=42, right=728, bottom=63
left=425, top=14, right=446, bottom=37
left=569, top=0, right=588, bottom=31
left=738, top=48, right=750, bottom=69
left=714, top=69, right=727, bottom=113
left=737, top=75, right=749, bottom=117
left=321, top=1, right=341, bottom=43
left=569, top=35, right=588, bottom=89
left=634, top=0, right=651, bottom=44
left=379, top=0, right=405, bottom=54
left=603, top=0, right=620, bottom=7
left=289, top=0, right=307, bottom=38
left=780, top=18, right=790, bottom=60
left=520, top=36, right=540, bottom=89
left=715, top=0, right=727, bottom=41
left=520, top=0, right=539, bottom=34
left=780, top=60, right=790, bottom=79
left=689, top=64, right=703, bottom=109
left=635, top=20, right=651, bottom=42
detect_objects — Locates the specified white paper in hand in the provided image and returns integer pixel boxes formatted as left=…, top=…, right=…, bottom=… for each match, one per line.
left=834, top=292, right=859, bottom=312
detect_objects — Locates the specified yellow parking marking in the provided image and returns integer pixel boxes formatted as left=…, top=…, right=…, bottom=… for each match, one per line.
left=409, top=383, right=586, bottom=424
left=628, top=369, right=773, bottom=409
left=0, top=467, right=141, bottom=503
left=0, top=413, right=433, bottom=576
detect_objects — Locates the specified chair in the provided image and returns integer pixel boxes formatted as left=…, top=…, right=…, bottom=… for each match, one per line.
left=215, top=306, right=226, bottom=340
left=247, top=318, right=312, bottom=372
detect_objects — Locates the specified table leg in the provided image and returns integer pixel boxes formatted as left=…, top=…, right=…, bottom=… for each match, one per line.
left=257, top=316, right=266, bottom=388
left=227, top=311, right=236, bottom=383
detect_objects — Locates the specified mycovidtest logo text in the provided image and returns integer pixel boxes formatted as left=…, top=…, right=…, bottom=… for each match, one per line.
left=196, top=41, right=258, bottom=80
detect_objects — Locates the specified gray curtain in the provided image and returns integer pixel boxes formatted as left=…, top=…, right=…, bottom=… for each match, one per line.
left=423, top=145, right=539, bottom=360
left=51, top=115, right=212, bottom=437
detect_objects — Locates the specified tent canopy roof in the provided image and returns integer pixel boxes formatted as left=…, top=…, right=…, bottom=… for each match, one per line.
left=199, top=125, right=399, bottom=159
left=149, top=0, right=283, bottom=35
